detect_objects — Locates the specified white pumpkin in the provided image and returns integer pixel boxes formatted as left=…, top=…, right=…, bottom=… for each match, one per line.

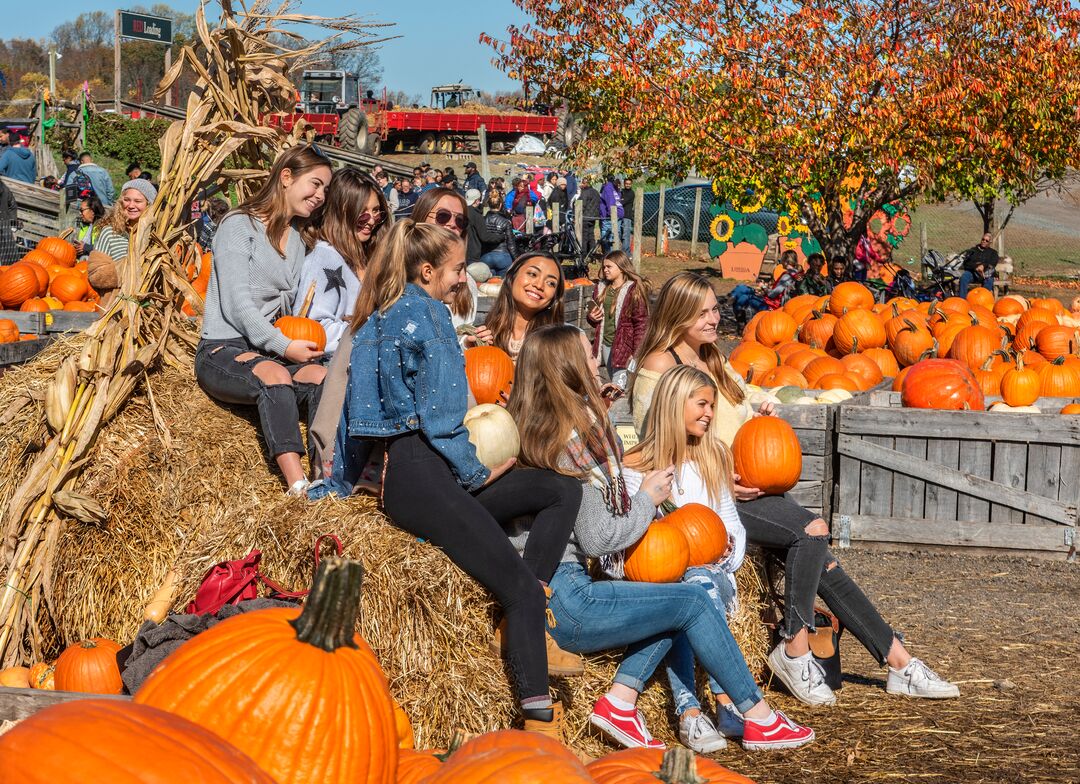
left=988, top=401, right=1041, bottom=413
left=816, top=388, right=854, bottom=404
left=464, top=404, right=520, bottom=468
left=478, top=281, right=503, bottom=297
left=792, top=396, right=819, bottom=405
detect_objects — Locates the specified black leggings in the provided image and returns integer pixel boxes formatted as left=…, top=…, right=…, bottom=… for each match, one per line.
left=738, top=494, right=896, bottom=664
left=381, top=432, right=581, bottom=701
left=195, top=339, right=322, bottom=458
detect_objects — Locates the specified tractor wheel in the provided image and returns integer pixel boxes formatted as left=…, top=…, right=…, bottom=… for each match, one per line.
left=339, top=108, right=369, bottom=153
left=554, top=110, right=587, bottom=150
left=369, top=136, right=382, bottom=156
left=419, top=133, right=437, bottom=155
left=436, top=134, right=454, bottom=154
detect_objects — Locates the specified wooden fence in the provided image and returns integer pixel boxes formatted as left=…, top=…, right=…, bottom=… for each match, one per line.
left=2, top=175, right=65, bottom=247
left=833, top=390, right=1080, bottom=559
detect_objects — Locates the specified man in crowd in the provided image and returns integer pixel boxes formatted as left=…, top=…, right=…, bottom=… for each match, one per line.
left=599, top=174, right=624, bottom=253
left=76, top=152, right=116, bottom=207
left=126, top=162, right=143, bottom=180
left=463, top=188, right=502, bottom=267
left=827, top=255, right=850, bottom=289
left=959, top=232, right=998, bottom=297
left=0, top=134, right=37, bottom=184
left=0, top=127, right=10, bottom=155
left=619, top=176, right=636, bottom=252
left=395, top=177, right=419, bottom=217
left=463, top=161, right=485, bottom=194
left=375, top=171, right=399, bottom=212
left=578, top=175, right=602, bottom=261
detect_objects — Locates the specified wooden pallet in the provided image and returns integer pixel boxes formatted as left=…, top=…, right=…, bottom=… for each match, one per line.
left=833, top=390, right=1080, bottom=559
left=0, top=309, right=99, bottom=366
left=0, top=686, right=129, bottom=723
left=2, top=175, right=65, bottom=246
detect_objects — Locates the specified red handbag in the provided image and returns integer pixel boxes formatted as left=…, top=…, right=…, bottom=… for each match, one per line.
left=185, top=534, right=343, bottom=615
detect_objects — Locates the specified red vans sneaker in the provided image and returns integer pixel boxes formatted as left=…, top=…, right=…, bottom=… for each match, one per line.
left=741, top=710, right=815, bottom=751
left=589, top=695, right=666, bottom=750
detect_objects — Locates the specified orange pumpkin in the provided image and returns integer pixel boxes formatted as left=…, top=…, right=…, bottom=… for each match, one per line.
left=397, top=749, right=446, bottom=784
left=999, top=355, right=1040, bottom=408
left=798, top=310, right=837, bottom=349
left=0, top=699, right=276, bottom=783
left=832, top=309, right=886, bottom=354
left=784, top=348, right=826, bottom=374
left=940, top=296, right=971, bottom=314
left=861, top=347, right=900, bottom=378
left=900, top=358, right=984, bottom=411
left=0, top=666, right=30, bottom=687
left=729, top=341, right=779, bottom=377
left=741, top=311, right=765, bottom=340
left=775, top=341, right=806, bottom=362
left=588, top=747, right=754, bottom=784
left=731, top=416, right=802, bottom=495
left=54, top=638, right=123, bottom=694
left=17, top=260, right=50, bottom=295
left=663, top=503, right=729, bottom=567
left=761, top=365, right=808, bottom=388
left=0, top=318, right=19, bottom=343
left=19, top=298, right=51, bottom=312
left=36, top=236, right=77, bottom=267
left=1034, top=326, right=1078, bottom=361
left=1060, top=404, right=1080, bottom=415
left=966, top=287, right=994, bottom=310
left=623, top=521, right=691, bottom=583
left=136, top=558, right=398, bottom=784
left=19, top=248, right=57, bottom=269
left=1038, top=357, right=1080, bottom=397
left=802, top=356, right=845, bottom=387
left=28, top=662, right=55, bottom=690
left=828, top=281, right=874, bottom=316
left=892, top=365, right=911, bottom=391
left=755, top=310, right=799, bottom=348
left=948, top=324, right=1005, bottom=371
left=973, top=353, right=1009, bottom=397
left=64, top=301, right=99, bottom=312
left=993, top=297, right=1026, bottom=317
left=50, top=272, right=90, bottom=304
left=424, top=730, right=594, bottom=783
left=0, top=263, right=42, bottom=307
left=464, top=346, right=515, bottom=405
left=274, top=315, right=327, bottom=352
left=392, top=698, right=414, bottom=749
left=42, top=296, right=63, bottom=309
left=840, top=352, right=884, bottom=388
left=817, top=372, right=862, bottom=392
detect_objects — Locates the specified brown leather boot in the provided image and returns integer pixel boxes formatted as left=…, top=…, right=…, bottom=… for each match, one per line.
left=490, top=619, right=585, bottom=677
left=523, top=700, right=565, bottom=742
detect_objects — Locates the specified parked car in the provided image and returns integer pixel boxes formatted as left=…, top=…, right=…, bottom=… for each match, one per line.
left=640, top=183, right=779, bottom=241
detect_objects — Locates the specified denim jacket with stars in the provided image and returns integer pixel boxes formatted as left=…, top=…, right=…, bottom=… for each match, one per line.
left=328, top=283, right=489, bottom=493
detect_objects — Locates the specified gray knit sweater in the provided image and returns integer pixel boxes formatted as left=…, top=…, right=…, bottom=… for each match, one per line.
left=202, top=213, right=306, bottom=357
left=508, top=482, right=656, bottom=566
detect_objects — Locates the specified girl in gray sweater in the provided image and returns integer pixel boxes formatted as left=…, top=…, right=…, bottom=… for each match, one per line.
left=196, top=145, right=332, bottom=495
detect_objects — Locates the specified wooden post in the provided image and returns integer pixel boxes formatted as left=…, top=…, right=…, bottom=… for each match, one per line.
left=551, top=202, right=560, bottom=234
left=113, top=11, right=122, bottom=109
left=574, top=207, right=583, bottom=262
left=477, top=125, right=490, bottom=183
left=525, top=208, right=534, bottom=235
left=655, top=184, right=667, bottom=255
left=79, top=90, right=87, bottom=150
left=689, top=186, right=703, bottom=259
left=919, top=221, right=928, bottom=278
left=610, top=204, right=621, bottom=250
left=632, top=186, right=643, bottom=271
left=163, top=47, right=173, bottom=107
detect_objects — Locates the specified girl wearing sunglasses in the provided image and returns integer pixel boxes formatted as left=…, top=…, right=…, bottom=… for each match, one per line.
left=292, top=167, right=390, bottom=353
left=410, top=188, right=479, bottom=337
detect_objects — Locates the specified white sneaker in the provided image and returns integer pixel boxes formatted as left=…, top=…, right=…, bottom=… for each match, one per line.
left=767, top=643, right=837, bottom=706
left=714, top=702, right=745, bottom=739
left=679, top=711, right=727, bottom=753
left=886, top=658, right=960, bottom=699
left=286, top=478, right=311, bottom=497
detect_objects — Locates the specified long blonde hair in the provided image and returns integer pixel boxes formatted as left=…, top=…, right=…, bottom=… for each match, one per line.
left=626, top=365, right=734, bottom=503
left=630, top=272, right=744, bottom=406
left=508, top=324, right=614, bottom=477
left=350, top=219, right=463, bottom=329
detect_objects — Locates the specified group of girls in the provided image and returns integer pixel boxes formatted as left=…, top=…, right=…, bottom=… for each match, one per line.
left=198, top=145, right=959, bottom=756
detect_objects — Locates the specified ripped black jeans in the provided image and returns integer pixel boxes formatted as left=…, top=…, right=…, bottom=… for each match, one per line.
left=737, top=495, right=895, bottom=664
left=195, top=339, right=323, bottom=458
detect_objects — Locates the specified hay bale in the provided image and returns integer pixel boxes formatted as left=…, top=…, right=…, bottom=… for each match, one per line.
left=43, top=367, right=767, bottom=755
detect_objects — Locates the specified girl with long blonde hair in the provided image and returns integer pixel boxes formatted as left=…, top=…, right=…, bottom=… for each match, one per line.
left=509, top=324, right=815, bottom=753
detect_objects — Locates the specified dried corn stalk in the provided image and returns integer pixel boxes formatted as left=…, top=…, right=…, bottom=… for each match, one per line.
left=0, top=0, right=387, bottom=665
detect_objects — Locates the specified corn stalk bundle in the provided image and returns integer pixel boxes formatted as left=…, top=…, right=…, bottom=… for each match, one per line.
left=0, top=0, right=385, bottom=666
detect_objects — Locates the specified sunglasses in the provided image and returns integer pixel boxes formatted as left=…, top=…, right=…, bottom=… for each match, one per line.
left=433, top=208, right=468, bottom=233
left=356, top=208, right=385, bottom=229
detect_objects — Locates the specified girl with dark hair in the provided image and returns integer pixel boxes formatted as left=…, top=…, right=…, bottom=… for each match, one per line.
left=466, top=252, right=565, bottom=360
left=332, top=220, right=583, bottom=741
left=73, top=194, right=105, bottom=258
left=195, top=144, right=332, bottom=495
left=292, top=168, right=390, bottom=353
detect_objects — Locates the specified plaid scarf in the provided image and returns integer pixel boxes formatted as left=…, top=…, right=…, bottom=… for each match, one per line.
left=564, top=425, right=630, bottom=517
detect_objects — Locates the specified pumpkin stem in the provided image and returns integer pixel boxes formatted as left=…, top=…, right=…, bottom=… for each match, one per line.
left=289, top=556, right=364, bottom=652
left=658, top=747, right=707, bottom=784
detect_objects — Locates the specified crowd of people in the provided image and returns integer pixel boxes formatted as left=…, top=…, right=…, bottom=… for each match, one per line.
left=182, top=145, right=960, bottom=755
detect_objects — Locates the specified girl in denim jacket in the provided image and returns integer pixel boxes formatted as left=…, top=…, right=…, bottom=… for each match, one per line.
left=340, top=219, right=583, bottom=740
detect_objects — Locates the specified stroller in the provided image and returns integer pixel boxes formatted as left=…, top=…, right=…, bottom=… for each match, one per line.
left=515, top=208, right=588, bottom=279
left=882, top=250, right=958, bottom=302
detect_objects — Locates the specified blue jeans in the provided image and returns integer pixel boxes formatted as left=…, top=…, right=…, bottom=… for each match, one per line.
left=620, top=218, right=633, bottom=252
left=600, top=219, right=615, bottom=253
left=661, top=567, right=737, bottom=715
left=480, top=249, right=514, bottom=274
left=958, top=270, right=993, bottom=297
left=547, top=562, right=765, bottom=714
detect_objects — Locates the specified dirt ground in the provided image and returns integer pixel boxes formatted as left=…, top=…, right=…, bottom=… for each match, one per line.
left=718, top=548, right=1080, bottom=784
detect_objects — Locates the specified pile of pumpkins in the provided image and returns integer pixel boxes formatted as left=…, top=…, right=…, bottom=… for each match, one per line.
left=732, top=282, right=1080, bottom=413
left=0, top=237, right=101, bottom=323
left=0, top=557, right=754, bottom=784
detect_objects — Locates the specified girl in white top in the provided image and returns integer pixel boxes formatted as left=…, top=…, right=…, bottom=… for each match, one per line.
left=292, top=168, right=390, bottom=353
left=620, top=365, right=748, bottom=753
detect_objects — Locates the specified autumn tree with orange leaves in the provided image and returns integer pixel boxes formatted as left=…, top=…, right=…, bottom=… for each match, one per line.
left=485, top=0, right=1080, bottom=257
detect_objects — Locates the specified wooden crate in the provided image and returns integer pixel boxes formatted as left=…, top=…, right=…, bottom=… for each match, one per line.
left=2, top=175, right=65, bottom=246
left=0, top=309, right=99, bottom=366
left=0, top=686, right=129, bottom=722
left=833, top=390, right=1080, bottom=559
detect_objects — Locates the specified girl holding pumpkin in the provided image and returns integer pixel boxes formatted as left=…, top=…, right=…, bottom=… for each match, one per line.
left=336, top=218, right=584, bottom=740
left=630, top=274, right=961, bottom=710
left=508, top=324, right=815, bottom=752
left=466, top=252, right=566, bottom=360
left=86, top=179, right=158, bottom=305
left=291, top=168, right=390, bottom=354
left=195, top=144, right=331, bottom=496
left=587, top=250, right=650, bottom=376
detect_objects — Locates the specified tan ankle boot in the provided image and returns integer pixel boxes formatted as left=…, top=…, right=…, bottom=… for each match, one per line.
left=523, top=699, right=564, bottom=742
left=490, top=619, right=585, bottom=677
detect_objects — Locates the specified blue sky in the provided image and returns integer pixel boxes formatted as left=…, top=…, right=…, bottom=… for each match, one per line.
left=7, top=1, right=531, bottom=98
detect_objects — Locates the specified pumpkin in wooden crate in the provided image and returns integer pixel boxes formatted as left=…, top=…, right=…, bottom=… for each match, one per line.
left=755, top=310, right=798, bottom=348
left=993, top=297, right=1026, bottom=317
left=464, top=345, right=515, bottom=404
left=18, top=260, right=50, bottom=295
left=802, top=355, right=845, bottom=387
left=861, top=347, right=900, bottom=379
left=900, top=358, right=984, bottom=411
left=1060, top=403, right=1080, bottom=414
left=729, top=341, right=779, bottom=379
left=19, top=297, right=50, bottom=312
left=424, top=729, right=593, bottom=784
left=828, top=281, right=874, bottom=316
left=64, top=301, right=99, bottom=312
left=1037, top=357, right=1080, bottom=397
left=0, top=699, right=276, bottom=783
left=0, top=318, right=19, bottom=343
left=54, top=637, right=123, bottom=693
left=966, top=286, right=994, bottom=310
left=1000, top=355, right=1040, bottom=408
left=948, top=324, right=1005, bottom=370
left=624, top=521, right=691, bottom=583
left=588, top=746, right=754, bottom=784
left=761, top=365, right=808, bottom=389
left=136, top=558, right=398, bottom=784
left=840, top=352, right=884, bottom=388
left=463, top=404, right=520, bottom=469
left=663, top=503, right=728, bottom=566
left=973, top=352, right=1010, bottom=397
left=50, top=272, right=90, bottom=304
left=37, top=236, right=77, bottom=267
left=0, top=262, right=43, bottom=307
left=832, top=309, right=886, bottom=353
left=19, top=248, right=57, bottom=270
left=1034, top=326, right=1078, bottom=361
left=274, top=315, right=327, bottom=351
left=0, top=665, right=30, bottom=687
left=817, top=372, right=861, bottom=392
left=28, top=662, right=55, bottom=690
left=731, top=415, right=803, bottom=495
left=890, top=321, right=935, bottom=367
